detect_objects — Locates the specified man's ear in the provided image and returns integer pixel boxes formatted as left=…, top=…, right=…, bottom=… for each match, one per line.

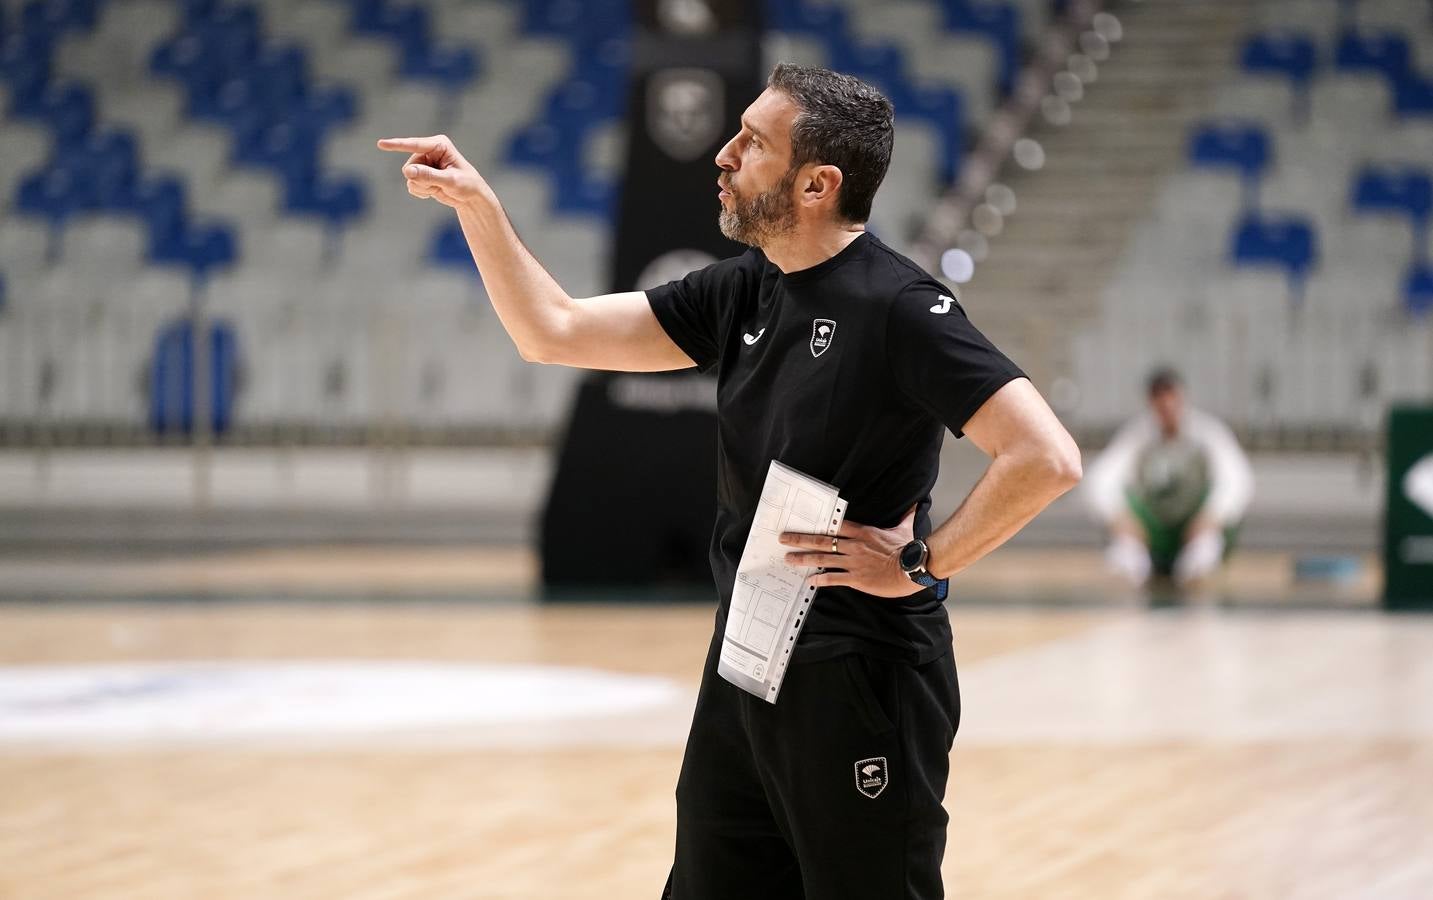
left=801, top=164, right=844, bottom=209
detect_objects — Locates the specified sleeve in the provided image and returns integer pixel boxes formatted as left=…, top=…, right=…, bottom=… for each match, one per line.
left=1192, top=412, right=1254, bottom=525
left=644, top=255, right=748, bottom=374
left=885, top=281, right=1027, bottom=438
left=1081, top=417, right=1151, bottom=524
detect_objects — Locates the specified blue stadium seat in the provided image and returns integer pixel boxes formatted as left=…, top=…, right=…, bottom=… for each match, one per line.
left=430, top=220, right=479, bottom=274
left=351, top=0, right=412, bottom=37
left=150, top=216, right=239, bottom=276
left=179, top=0, right=221, bottom=24
left=521, top=0, right=628, bottom=37
left=403, top=42, right=477, bottom=89
left=1, top=33, right=52, bottom=108
left=304, top=84, right=359, bottom=130
left=506, top=121, right=564, bottom=170
left=764, top=0, right=848, bottom=35
left=132, top=176, right=238, bottom=277
left=200, top=4, right=261, bottom=65
left=349, top=0, right=478, bottom=87
left=16, top=168, right=83, bottom=226
left=1351, top=164, right=1432, bottom=254
left=939, top=0, right=1021, bottom=93
left=20, top=0, right=98, bottom=37
left=249, top=45, right=309, bottom=110
left=285, top=173, right=367, bottom=227
left=828, top=36, right=907, bottom=93
left=1394, top=71, right=1433, bottom=118
left=185, top=223, right=238, bottom=276
left=894, top=84, right=966, bottom=184
left=553, top=169, right=616, bottom=219
left=1231, top=212, right=1319, bottom=287
left=150, top=33, right=214, bottom=82
left=148, top=316, right=240, bottom=436
left=1334, top=29, right=1410, bottom=80
left=74, top=128, right=141, bottom=210
left=1241, top=31, right=1317, bottom=86
left=12, top=81, right=94, bottom=141
left=1406, top=264, right=1433, bottom=317
left=1189, top=122, right=1271, bottom=177
left=545, top=76, right=621, bottom=131
left=348, top=0, right=388, bottom=32
left=134, top=175, right=190, bottom=255
left=1188, top=121, right=1271, bottom=205
left=232, top=117, right=323, bottom=177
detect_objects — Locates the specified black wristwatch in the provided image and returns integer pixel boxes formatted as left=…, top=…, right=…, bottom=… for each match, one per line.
left=899, top=539, right=949, bottom=601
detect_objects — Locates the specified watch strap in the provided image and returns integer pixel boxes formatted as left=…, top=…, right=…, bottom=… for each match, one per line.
left=906, top=568, right=950, bottom=602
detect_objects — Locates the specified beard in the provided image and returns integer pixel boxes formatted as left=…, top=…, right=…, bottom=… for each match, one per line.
left=718, top=167, right=799, bottom=247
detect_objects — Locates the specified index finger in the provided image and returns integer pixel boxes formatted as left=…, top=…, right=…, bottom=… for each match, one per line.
left=377, top=136, right=442, bottom=153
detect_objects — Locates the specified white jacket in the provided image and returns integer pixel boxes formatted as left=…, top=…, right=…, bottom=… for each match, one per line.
left=1083, top=407, right=1254, bottom=527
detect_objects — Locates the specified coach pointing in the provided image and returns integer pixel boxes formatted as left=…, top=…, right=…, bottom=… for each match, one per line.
left=382, top=64, right=1080, bottom=900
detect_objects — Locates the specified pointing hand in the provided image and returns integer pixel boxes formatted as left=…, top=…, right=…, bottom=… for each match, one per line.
left=376, top=134, right=489, bottom=209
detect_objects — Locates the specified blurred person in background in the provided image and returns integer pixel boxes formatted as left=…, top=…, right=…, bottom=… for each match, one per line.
left=1084, top=367, right=1253, bottom=588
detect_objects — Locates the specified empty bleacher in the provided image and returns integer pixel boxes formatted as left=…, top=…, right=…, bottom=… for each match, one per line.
left=2, top=0, right=1032, bottom=440
left=1067, top=0, right=1433, bottom=442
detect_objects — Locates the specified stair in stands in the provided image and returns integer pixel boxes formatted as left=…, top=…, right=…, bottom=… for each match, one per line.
left=963, top=0, right=1250, bottom=386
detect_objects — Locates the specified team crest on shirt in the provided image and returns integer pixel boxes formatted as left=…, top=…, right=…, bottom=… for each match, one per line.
left=810, top=319, right=837, bottom=358
left=854, top=756, right=888, bottom=799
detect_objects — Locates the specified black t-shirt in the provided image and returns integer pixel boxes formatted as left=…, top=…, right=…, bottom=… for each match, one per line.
left=646, top=233, right=1025, bottom=664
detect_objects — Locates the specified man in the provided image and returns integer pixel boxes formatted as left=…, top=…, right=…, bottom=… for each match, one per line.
left=1084, top=368, right=1253, bottom=587
left=380, top=64, right=1080, bottom=900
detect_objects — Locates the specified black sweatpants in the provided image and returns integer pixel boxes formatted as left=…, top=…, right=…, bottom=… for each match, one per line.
left=663, top=634, right=961, bottom=900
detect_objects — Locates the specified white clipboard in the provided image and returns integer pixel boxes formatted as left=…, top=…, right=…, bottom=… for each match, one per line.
left=717, top=460, right=847, bottom=704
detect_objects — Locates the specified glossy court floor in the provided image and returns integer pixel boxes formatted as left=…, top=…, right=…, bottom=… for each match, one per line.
left=1, top=547, right=1430, bottom=900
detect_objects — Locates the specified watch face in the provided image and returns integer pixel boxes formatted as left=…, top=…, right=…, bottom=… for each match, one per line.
left=899, top=540, right=926, bottom=572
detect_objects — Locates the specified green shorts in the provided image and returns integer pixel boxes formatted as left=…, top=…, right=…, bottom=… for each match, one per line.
left=1126, top=493, right=1240, bottom=577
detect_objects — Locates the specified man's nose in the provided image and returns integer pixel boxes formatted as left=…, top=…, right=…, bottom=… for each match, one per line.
left=714, top=136, right=738, bottom=171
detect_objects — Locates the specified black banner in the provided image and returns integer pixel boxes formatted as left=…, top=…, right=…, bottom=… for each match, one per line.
left=540, top=0, right=763, bottom=593
left=612, top=1, right=764, bottom=292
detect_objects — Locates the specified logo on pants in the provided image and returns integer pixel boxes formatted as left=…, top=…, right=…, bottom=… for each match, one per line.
left=854, top=756, right=888, bottom=799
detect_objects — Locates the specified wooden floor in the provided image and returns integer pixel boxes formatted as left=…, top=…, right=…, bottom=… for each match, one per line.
left=0, top=550, right=1428, bottom=900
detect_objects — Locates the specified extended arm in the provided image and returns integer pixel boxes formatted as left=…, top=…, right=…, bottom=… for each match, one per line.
left=377, top=135, right=694, bottom=372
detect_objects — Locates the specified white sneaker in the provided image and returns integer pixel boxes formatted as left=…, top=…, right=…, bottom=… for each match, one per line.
left=1174, top=530, right=1224, bottom=586
left=1105, top=533, right=1151, bottom=587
